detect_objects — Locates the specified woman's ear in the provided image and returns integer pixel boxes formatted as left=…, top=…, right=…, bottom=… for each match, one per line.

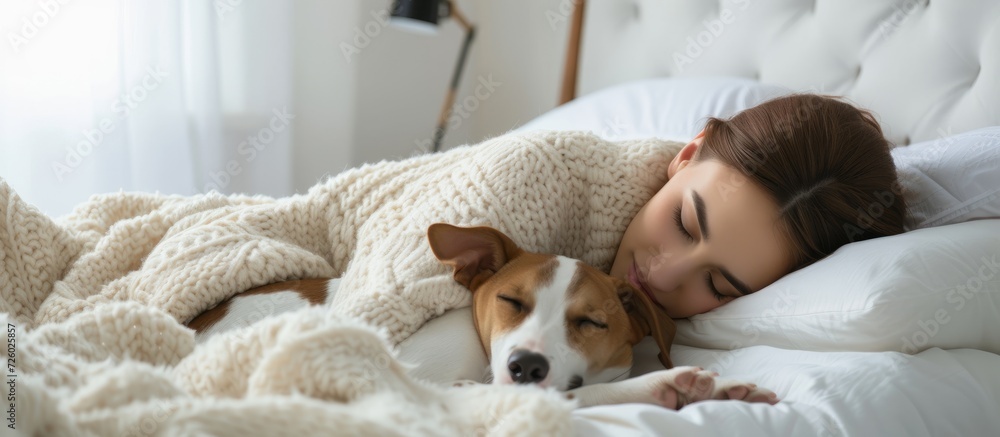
left=667, top=131, right=704, bottom=178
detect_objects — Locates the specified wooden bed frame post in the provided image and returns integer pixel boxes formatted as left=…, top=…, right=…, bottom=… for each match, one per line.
left=558, top=0, right=586, bottom=105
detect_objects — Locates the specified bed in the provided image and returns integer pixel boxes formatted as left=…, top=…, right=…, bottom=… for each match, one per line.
left=4, top=1, right=999, bottom=436
left=521, top=0, right=1000, bottom=435
left=515, top=79, right=1000, bottom=436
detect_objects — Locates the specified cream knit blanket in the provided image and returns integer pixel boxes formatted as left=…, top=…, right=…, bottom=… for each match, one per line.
left=1, top=131, right=681, bottom=436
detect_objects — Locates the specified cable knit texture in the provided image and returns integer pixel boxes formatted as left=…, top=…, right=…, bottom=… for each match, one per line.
left=1, top=131, right=681, bottom=435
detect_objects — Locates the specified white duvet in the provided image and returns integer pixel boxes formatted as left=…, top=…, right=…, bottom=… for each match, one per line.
left=194, top=278, right=1000, bottom=436
left=573, top=342, right=1000, bottom=436
left=395, top=305, right=1000, bottom=436
left=196, top=277, right=1000, bottom=436
left=363, top=276, right=1000, bottom=436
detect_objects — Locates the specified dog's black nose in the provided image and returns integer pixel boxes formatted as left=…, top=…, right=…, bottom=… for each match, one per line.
left=507, top=349, right=549, bottom=384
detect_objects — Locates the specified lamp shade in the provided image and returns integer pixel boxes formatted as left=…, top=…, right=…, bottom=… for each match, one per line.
left=391, top=0, right=441, bottom=34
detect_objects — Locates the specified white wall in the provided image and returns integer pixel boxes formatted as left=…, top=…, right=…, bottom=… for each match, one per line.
left=290, top=0, right=572, bottom=193
left=292, top=0, right=361, bottom=191
left=470, top=0, right=573, bottom=142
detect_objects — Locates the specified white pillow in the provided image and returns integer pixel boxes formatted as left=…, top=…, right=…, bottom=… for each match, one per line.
left=674, top=219, right=1000, bottom=355
left=893, top=127, right=1000, bottom=230
left=515, top=77, right=791, bottom=141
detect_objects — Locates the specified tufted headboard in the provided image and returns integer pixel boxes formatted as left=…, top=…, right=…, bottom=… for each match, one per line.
left=576, top=0, right=1000, bottom=146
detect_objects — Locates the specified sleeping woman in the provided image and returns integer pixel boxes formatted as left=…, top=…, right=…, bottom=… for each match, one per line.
left=180, top=93, right=908, bottom=344
left=609, top=94, right=906, bottom=318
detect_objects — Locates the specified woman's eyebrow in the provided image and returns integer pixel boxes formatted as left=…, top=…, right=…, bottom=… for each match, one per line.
left=692, top=190, right=709, bottom=239
left=720, top=268, right=753, bottom=296
left=691, top=189, right=754, bottom=296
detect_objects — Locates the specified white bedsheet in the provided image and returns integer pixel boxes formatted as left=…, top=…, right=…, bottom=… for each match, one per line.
left=575, top=341, right=1000, bottom=436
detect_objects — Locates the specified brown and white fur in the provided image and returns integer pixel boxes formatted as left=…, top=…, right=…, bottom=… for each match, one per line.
left=187, top=224, right=778, bottom=409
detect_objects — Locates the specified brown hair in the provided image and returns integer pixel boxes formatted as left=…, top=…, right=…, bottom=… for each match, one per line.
left=697, top=94, right=906, bottom=270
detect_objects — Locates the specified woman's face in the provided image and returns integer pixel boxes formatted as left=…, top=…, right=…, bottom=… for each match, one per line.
left=610, top=134, right=793, bottom=318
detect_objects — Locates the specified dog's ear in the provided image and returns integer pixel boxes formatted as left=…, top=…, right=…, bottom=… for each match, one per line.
left=427, top=223, right=523, bottom=292
left=617, top=280, right=676, bottom=369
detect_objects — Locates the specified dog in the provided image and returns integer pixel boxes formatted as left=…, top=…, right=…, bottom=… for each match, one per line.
left=187, top=223, right=778, bottom=409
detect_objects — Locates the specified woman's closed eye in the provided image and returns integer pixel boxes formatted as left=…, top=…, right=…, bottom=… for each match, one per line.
left=673, top=205, right=694, bottom=242
left=677, top=202, right=739, bottom=302
left=705, top=272, right=730, bottom=302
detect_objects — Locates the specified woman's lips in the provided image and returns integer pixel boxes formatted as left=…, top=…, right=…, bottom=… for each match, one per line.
left=629, top=260, right=660, bottom=306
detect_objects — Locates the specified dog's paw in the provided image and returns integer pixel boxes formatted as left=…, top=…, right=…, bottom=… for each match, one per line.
left=713, top=379, right=780, bottom=404
left=635, top=366, right=718, bottom=409
left=632, top=368, right=779, bottom=409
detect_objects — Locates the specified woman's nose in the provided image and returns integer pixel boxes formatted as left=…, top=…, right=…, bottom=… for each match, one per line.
left=643, top=248, right=697, bottom=293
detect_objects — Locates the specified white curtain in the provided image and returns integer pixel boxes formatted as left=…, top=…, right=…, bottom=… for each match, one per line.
left=0, top=0, right=294, bottom=217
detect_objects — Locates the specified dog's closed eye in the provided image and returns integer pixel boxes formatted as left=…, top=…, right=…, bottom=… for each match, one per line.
left=576, top=318, right=607, bottom=329
left=497, top=294, right=525, bottom=312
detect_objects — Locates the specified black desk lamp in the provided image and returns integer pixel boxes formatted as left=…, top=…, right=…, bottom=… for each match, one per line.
left=391, top=0, right=475, bottom=153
